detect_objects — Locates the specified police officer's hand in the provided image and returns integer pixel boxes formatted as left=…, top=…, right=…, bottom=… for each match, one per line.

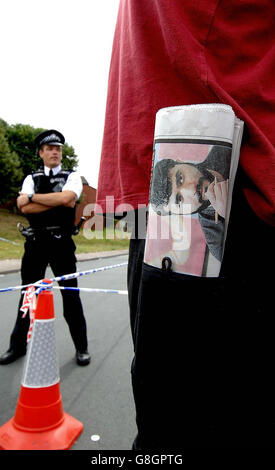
left=17, top=193, right=29, bottom=210
left=64, top=199, right=76, bottom=208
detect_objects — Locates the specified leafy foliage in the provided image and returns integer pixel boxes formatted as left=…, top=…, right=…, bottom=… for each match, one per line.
left=0, top=127, right=23, bottom=204
left=6, top=123, right=44, bottom=176
left=62, top=143, right=79, bottom=171
left=0, top=119, right=79, bottom=207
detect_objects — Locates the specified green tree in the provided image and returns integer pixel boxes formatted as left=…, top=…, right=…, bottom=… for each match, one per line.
left=0, top=120, right=79, bottom=207
left=0, top=127, right=23, bottom=204
left=60, top=143, right=79, bottom=170
left=6, top=123, right=44, bottom=177
left=0, top=118, right=8, bottom=133
left=6, top=123, right=79, bottom=176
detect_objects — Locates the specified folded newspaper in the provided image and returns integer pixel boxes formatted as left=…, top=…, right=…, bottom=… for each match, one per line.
left=144, top=104, right=244, bottom=277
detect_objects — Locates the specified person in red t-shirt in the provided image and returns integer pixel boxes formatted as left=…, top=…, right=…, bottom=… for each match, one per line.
left=97, top=0, right=275, bottom=449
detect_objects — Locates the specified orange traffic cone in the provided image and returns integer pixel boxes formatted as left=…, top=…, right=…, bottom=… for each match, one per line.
left=0, top=279, right=83, bottom=450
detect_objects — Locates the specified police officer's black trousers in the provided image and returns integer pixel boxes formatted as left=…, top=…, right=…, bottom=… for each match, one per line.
left=9, top=235, right=88, bottom=354
left=128, top=176, right=275, bottom=450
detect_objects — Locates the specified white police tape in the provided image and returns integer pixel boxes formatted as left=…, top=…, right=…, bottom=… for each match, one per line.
left=32, top=283, right=127, bottom=296
left=0, top=237, right=19, bottom=246
left=50, top=261, right=128, bottom=283
left=52, top=286, right=128, bottom=295
left=0, top=280, right=44, bottom=293
left=0, top=261, right=128, bottom=294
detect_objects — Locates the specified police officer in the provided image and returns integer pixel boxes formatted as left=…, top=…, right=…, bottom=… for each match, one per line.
left=0, top=129, right=91, bottom=366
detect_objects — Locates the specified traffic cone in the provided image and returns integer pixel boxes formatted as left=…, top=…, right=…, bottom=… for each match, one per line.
left=0, top=279, right=83, bottom=450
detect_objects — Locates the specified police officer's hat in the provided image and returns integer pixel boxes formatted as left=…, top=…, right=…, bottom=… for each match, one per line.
left=34, top=129, right=65, bottom=150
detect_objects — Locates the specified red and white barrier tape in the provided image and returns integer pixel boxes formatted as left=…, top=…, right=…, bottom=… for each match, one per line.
left=20, top=285, right=37, bottom=343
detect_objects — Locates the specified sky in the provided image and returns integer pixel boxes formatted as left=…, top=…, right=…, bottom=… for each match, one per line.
left=0, top=0, right=120, bottom=189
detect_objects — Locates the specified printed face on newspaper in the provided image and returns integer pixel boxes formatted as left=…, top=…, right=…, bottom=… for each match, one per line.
left=144, top=141, right=233, bottom=277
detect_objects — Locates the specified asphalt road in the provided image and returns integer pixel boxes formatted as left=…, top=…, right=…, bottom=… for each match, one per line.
left=0, top=253, right=137, bottom=451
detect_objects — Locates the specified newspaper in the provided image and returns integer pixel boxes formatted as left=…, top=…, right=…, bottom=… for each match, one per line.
left=144, top=104, right=244, bottom=277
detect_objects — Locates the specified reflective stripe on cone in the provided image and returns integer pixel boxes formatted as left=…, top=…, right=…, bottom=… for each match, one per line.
left=0, top=279, right=83, bottom=450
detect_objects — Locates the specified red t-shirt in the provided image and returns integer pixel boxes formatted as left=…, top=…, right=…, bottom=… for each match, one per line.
left=96, top=0, right=275, bottom=226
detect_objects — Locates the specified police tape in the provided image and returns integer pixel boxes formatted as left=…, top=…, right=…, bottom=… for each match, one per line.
left=0, top=261, right=128, bottom=294
left=50, top=261, right=128, bottom=283
left=0, top=237, right=20, bottom=246
left=33, top=283, right=128, bottom=296
left=0, top=280, right=44, bottom=293
left=20, top=286, right=36, bottom=342
left=53, top=286, right=128, bottom=295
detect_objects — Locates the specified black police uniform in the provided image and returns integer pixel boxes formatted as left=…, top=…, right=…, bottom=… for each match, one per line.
left=10, top=168, right=88, bottom=354
left=1, top=130, right=89, bottom=364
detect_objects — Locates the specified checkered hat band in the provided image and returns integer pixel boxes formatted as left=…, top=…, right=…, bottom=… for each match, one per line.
left=40, top=134, right=62, bottom=145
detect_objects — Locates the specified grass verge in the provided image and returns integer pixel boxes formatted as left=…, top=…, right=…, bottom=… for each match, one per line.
left=0, top=209, right=130, bottom=260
